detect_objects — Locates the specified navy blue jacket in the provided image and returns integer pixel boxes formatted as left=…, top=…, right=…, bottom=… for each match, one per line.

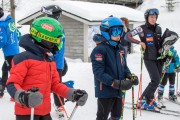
left=90, top=35, right=131, bottom=98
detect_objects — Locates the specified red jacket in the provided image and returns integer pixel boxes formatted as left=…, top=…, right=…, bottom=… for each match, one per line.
left=6, top=34, right=70, bottom=115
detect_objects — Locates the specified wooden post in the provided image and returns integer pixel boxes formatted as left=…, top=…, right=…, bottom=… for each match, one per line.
left=10, top=0, right=15, bottom=21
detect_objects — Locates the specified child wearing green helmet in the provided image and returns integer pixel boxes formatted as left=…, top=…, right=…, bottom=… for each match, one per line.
left=41, top=6, right=69, bottom=117
left=6, top=17, right=88, bottom=120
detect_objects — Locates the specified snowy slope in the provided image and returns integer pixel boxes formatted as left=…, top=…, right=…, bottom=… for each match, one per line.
left=0, top=0, right=180, bottom=120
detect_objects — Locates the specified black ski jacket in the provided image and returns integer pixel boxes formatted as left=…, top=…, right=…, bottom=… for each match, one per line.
left=125, top=24, right=162, bottom=60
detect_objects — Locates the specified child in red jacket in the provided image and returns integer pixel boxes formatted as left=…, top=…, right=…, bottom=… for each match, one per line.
left=6, top=17, right=88, bottom=120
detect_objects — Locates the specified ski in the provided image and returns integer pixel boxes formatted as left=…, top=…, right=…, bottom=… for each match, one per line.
left=164, top=97, right=180, bottom=106
left=124, top=105, right=180, bottom=117
left=125, top=102, right=180, bottom=114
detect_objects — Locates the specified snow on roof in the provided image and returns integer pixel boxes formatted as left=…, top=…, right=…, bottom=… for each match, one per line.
left=18, top=1, right=144, bottom=23
left=55, top=1, right=144, bottom=22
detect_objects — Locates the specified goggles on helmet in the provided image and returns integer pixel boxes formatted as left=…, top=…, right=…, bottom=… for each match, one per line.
left=30, top=27, right=64, bottom=50
left=148, top=8, right=159, bottom=15
left=109, top=26, right=123, bottom=37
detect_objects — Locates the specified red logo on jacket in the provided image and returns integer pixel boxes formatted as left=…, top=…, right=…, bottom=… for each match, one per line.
left=95, top=53, right=103, bottom=61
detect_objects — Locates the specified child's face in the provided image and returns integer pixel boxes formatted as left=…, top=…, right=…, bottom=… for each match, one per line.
left=148, top=15, right=157, bottom=25
left=111, top=35, right=120, bottom=41
left=109, top=26, right=123, bottom=41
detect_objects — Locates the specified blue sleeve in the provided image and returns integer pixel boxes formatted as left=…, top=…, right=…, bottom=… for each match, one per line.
left=0, top=26, right=7, bottom=48
left=90, top=46, right=114, bottom=86
left=54, top=37, right=65, bottom=70
left=175, top=53, right=180, bottom=67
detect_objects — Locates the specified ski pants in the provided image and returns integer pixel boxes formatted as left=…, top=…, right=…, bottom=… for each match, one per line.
left=16, top=113, right=52, bottom=120
left=142, top=59, right=163, bottom=103
left=0, top=56, right=14, bottom=92
left=96, top=97, right=122, bottom=120
left=161, top=73, right=176, bottom=85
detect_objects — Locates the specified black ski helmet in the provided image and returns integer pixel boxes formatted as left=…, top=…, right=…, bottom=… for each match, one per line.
left=144, top=8, right=159, bottom=22
left=0, top=7, right=4, bottom=18
left=41, top=5, right=62, bottom=20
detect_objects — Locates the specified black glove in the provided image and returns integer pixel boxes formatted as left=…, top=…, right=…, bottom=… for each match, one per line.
left=72, top=90, right=88, bottom=106
left=126, top=73, right=139, bottom=85
left=14, top=87, right=43, bottom=107
left=112, top=79, right=132, bottom=90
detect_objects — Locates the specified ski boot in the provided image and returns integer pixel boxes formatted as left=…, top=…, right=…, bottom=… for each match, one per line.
left=169, top=85, right=177, bottom=102
left=141, top=101, right=156, bottom=111
left=169, top=94, right=177, bottom=102
left=140, top=98, right=158, bottom=111
left=157, top=95, right=166, bottom=109
left=55, top=106, right=66, bottom=120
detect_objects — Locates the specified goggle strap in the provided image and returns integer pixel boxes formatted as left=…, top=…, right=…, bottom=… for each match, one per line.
left=30, top=27, right=61, bottom=44
left=100, top=26, right=109, bottom=32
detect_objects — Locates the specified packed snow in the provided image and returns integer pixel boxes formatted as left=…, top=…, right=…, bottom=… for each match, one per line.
left=0, top=0, right=180, bottom=120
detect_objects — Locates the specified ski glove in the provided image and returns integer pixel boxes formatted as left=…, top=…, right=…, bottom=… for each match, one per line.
left=126, top=73, right=139, bottom=85
left=14, top=87, right=43, bottom=108
left=175, top=66, right=180, bottom=73
left=66, top=89, right=88, bottom=106
left=112, top=79, right=132, bottom=90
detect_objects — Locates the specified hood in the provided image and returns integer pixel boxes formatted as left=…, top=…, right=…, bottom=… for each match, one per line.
left=0, top=13, right=13, bottom=22
left=93, top=34, right=106, bottom=45
left=19, top=34, right=49, bottom=57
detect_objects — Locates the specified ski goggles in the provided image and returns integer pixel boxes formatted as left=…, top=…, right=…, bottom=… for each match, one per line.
left=109, top=26, right=124, bottom=37
left=148, top=8, right=159, bottom=15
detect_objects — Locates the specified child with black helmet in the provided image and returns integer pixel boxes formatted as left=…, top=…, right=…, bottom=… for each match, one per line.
left=90, top=16, right=139, bottom=120
left=6, top=17, right=88, bottom=120
left=124, top=8, right=178, bottom=110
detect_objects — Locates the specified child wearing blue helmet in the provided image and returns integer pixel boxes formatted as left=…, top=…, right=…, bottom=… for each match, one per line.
left=90, top=16, right=139, bottom=120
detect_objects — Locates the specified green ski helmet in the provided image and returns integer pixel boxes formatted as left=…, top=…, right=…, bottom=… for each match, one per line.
left=30, top=17, right=64, bottom=51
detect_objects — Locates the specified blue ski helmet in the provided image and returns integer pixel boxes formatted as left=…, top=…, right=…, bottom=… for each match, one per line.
left=100, top=16, right=124, bottom=46
left=144, top=8, right=159, bottom=22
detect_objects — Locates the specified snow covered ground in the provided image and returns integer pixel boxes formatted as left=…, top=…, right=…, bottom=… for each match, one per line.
left=0, top=0, right=180, bottom=120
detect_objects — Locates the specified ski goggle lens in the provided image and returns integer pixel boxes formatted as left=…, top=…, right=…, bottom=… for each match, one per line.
left=110, top=27, right=123, bottom=37
left=148, top=8, right=159, bottom=15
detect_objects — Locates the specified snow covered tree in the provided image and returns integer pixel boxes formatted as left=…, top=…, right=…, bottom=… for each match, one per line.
left=166, top=0, right=179, bottom=12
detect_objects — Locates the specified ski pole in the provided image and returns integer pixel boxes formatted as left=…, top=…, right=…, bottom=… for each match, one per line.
left=136, top=48, right=144, bottom=116
left=68, top=103, right=78, bottom=120
left=57, top=94, right=69, bottom=118
left=120, top=90, right=126, bottom=120
left=132, top=85, right=135, bottom=120
left=30, top=107, right=34, bottom=120
left=155, top=58, right=172, bottom=98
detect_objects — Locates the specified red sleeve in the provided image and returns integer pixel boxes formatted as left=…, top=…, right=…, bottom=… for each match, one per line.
left=51, top=63, right=69, bottom=98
